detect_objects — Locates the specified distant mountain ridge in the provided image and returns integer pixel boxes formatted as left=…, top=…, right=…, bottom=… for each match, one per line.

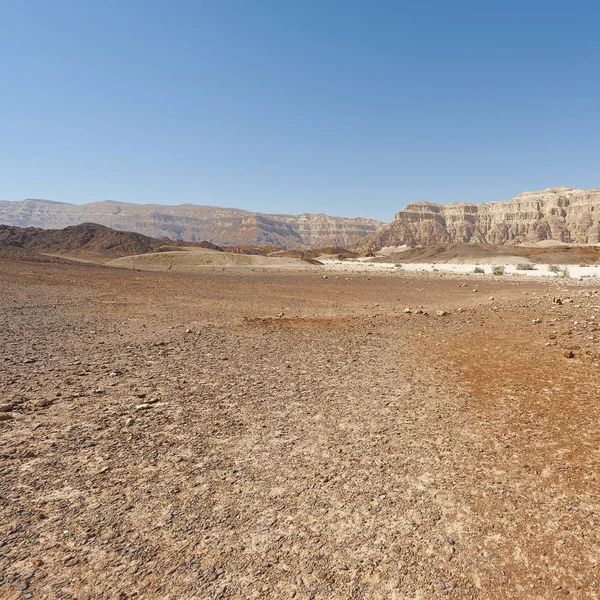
left=357, top=187, right=600, bottom=251
left=3, top=188, right=600, bottom=251
left=0, top=199, right=382, bottom=249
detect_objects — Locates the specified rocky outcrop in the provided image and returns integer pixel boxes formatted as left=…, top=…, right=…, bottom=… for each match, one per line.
left=358, top=187, right=600, bottom=251
left=0, top=199, right=382, bottom=249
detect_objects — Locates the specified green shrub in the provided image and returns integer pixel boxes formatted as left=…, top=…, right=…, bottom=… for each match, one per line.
left=492, top=265, right=505, bottom=275
left=516, top=263, right=536, bottom=270
left=473, top=266, right=485, bottom=274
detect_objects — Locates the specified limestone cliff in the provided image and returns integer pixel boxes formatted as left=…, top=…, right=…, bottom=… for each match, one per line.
left=358, top=187, right=600, bottom=251
left=0, top=199, right=382, bottom=249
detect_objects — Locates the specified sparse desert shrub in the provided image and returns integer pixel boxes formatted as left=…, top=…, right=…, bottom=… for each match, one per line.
left=516, top=263, right=536, bottom=271
left=579, top=263, right=587, bottom=268
left=394, top=264, right=403, bottom=268
left=473, top=266, right=485, bottom=274
left=548, top=264, right=569, bottom=277
left=492, top=265, right=505, bottom=276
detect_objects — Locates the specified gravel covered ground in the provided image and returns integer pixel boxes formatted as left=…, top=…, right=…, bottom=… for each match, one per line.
left=1, top=255, right=600, bottom=599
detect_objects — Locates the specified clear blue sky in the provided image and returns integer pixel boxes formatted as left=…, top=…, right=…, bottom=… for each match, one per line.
left=1, top=1, right=599, bottom=221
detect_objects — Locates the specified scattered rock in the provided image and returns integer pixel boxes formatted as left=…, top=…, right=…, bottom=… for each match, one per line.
left=34, top=398, right=55, bottom=408
left=563, top=350, right=575, bottom=358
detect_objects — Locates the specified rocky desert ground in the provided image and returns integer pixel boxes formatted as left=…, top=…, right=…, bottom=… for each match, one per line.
left=2, top=250, right=600, bottom=599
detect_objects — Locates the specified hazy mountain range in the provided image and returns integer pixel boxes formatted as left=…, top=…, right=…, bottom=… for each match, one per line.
left=2, top=187, right=600, bottom=249
left=0, top=199, right=381, bottom=249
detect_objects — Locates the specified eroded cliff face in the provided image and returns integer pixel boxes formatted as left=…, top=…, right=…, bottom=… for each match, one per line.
left=358, top=187, right=600, bottom=251
left=0, top=200, right=382, bottom=249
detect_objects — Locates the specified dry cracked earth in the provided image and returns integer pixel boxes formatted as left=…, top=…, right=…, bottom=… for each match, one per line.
left=1, top=255, right=600, bottom=599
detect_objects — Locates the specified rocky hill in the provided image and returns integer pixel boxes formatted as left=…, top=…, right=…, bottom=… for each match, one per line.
left=0, top=223, right=165, bottom=259
left=0, top=199, right=382, bottom=249
left=358, top=187, right=600, bottom=251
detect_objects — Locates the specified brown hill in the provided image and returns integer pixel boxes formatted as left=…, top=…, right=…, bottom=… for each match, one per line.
left=373, top=243, right=600, bottom=265
left=0, top=223, right=165, bottom=261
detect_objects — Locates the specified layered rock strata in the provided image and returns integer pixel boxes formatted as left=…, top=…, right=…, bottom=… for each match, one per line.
left=358, top=187, right=600, bottom=250
left=0, top=199, right=381, bottom=249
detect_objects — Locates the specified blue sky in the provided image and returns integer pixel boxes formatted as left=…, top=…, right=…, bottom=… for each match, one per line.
left=1, top=0, right=599, bottom=221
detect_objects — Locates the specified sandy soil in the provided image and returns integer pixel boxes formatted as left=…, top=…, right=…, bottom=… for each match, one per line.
left=1, top=255, right=600, bottom=599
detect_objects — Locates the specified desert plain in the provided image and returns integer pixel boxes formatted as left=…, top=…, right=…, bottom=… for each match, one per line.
left=1, top=249, right=600, bottom=600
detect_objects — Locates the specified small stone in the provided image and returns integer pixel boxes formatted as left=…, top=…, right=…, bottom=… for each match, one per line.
left=472, top=289, right=478, bottom=293
left=532, top=319, right=541, bottom=324
left=34, top=399, right=55, bottom=408
left=135, top=403, right=153, bottom=411
left=125, top=417, right=135, bottom=426
left=23, top=358, right=36, bottom=364
left=64, top=557, right=79, bottom=567
left=391, top=544, right=402, bottom=554
left=0, top=403, right=15, bottom=412
left=404, top=308, right=411, bottom=314
left=436, top=310, right=448, bottom=317
left=0, top=413, right=14, bottom=421
left=563, top=351, right=575, bottom=358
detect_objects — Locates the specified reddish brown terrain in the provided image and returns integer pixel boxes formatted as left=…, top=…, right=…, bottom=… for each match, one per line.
left=1, top=250, right=600, bottom=599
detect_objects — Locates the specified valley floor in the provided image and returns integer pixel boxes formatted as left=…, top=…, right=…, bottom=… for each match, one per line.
left=1, top=256, right=600, bottom=599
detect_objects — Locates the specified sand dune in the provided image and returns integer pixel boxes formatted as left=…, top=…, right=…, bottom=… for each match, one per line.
left=107, top=247, right=315, bottom=270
